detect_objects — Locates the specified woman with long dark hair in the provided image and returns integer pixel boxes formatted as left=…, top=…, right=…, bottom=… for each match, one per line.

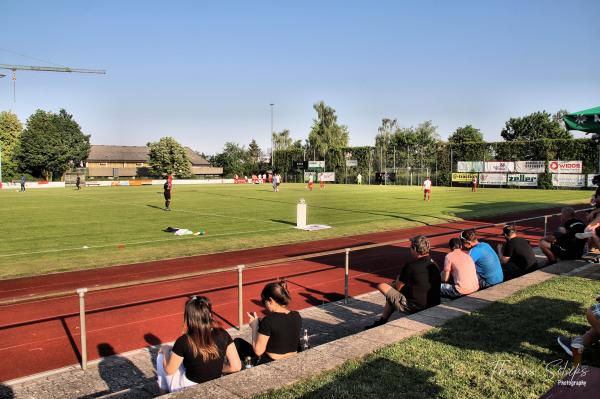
left=157, top=296, right=241, bottom=392
left=234, top=280, right=302, bottom=365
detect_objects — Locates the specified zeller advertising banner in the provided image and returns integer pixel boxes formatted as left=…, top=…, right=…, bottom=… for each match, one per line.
left=514, top=161, right=545, bottom=173
left=484, top=161, right=514, bottom=173
left=551, top=174, right=585, bottom=187
left=548, top=160, right=582, bottom=174
left=479, top=173, right=507, bottom=185
left=507, top=174, right=538, bottom=186
left=451, top=172, right=478, bottom=182
left=457, top=161, right=484, bottom=172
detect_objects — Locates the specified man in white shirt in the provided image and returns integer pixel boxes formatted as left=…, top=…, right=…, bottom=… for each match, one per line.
left=423, top=177, right=432, bottom=202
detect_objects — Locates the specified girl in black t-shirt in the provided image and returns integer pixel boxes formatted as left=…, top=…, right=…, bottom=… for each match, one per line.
left=157, top=296, right=241, bottom=393
left=234, top=281, right=302, bottom=366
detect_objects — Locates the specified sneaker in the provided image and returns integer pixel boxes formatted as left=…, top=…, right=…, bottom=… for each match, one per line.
left=557, top=336, right=573, bottom=356
left=576, top=232, right=594, bottom=239
left=364, top=318, right=388, bottom=330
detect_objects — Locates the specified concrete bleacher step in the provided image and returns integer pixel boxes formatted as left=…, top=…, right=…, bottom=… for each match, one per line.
left=4, top=259, right=591, bottom=399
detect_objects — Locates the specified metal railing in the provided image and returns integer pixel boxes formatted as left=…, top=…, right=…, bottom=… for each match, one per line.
left=0, top=207, right=590, bottom=370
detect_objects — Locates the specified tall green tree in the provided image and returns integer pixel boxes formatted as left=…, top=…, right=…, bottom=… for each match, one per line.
left=272, top=129, right=293, bottom=151
left=374, top=118, right=398, bottom=170
left=0, top=111, right=23, bottom=180
left=447, top=124, right=488, bottom=163
left=411, top=121, right=440, bottom=169
left=552, top=109, right=569, bottom=131
left=248, top=139, right=262, bottom=163
left=307, top=101, right=349, bottom=158
left=448, top=125, right=484, bottom=143
left=18, top=109, right=90, bottom=180
left=211, top=142, right=251, bottom=177
left=147, top=136, right=192, bottom=178
left=501, top=111, right=572, bottom=141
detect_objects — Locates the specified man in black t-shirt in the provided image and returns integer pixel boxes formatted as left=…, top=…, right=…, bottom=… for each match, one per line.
left=539, top=207, right=586, bottom=263
left=365, top=235, right=441, bottom=329
left=164, top=178, right=172, bottom=211
left=496, top=225, right=538, bottom=280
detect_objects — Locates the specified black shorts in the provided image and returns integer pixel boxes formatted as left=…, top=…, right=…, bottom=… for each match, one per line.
left=550, top=242, right=577, bottom=260
left=164, top=191, right=171, bottom=200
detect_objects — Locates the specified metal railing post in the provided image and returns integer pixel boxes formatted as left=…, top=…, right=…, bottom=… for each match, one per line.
left=237, top=265, right=244, bottom=330
left=77, top=288, right=88, bottom=370
left=543, top=215, right=548, bottom=237
left=344, top=249, right=350, bottom=304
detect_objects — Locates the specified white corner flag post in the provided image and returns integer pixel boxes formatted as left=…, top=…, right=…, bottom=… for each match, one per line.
left=297, top=199, right=307, bottom=229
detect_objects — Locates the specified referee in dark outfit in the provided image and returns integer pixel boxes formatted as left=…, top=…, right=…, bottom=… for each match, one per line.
left=164, top=178, right=172, bottom=211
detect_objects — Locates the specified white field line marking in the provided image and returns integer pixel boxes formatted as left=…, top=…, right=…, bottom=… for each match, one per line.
left=0, top=226, right=292, bottom=258
left=0, top=215, right=405, bottom=259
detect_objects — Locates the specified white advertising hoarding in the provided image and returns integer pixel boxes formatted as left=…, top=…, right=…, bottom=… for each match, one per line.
left=552, top=174, right=585, bottom=187
left=587, top=174, right=598, bottom=188
left=479, top=173, right=507, bottom=185
left=548, top=160, right=582, bottom=174
left=514, top=161, right=545, bottom=173
left=507, top=174, right=538, bottom=187
left=0, top=182, right=65, bottom=189
left=484, top=161, right=515, bottom=173
left=308, top=161, right=325, bottom=169
left=346, top=159, right=358, bottom=167
left=457, top=161, right=484, bottom=172
left=321, top=172, right=335, bottom=182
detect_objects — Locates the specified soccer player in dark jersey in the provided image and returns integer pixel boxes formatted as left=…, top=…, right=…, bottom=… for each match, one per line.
left=164, top=178, right=172, bottom=211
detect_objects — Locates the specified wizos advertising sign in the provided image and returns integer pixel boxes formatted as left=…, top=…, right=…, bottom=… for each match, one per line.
left=548, top=160, right=582, bottom=174
left=507, top=174, right=538, bottom=187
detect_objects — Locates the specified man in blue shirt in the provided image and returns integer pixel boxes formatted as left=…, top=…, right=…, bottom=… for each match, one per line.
left=461, top=229, right=503, bottom=288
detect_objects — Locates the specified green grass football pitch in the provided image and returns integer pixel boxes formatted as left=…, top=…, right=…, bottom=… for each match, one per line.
left=0, top=184, right=589, bottom=278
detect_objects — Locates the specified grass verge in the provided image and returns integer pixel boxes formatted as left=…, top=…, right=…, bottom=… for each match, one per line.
left=257, top=276, right=600, bottom=398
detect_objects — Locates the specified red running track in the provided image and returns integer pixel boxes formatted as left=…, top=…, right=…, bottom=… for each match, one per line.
left=0, top=211, right=568, bottom=382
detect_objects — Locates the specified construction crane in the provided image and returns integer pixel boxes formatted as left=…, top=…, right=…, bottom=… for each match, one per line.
left=0, top=63, right=105, bottom=182
left=0, top=63, right=106, bottom=102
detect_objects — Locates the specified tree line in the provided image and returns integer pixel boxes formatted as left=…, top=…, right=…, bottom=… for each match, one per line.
left=210, top=101, right=576, bottom=178
left=0, top=103, right=580, bottom=181
left=0, top=109, right=90, bottom=181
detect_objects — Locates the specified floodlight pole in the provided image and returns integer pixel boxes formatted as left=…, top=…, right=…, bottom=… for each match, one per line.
left=270, top=103, right=274, bottom=168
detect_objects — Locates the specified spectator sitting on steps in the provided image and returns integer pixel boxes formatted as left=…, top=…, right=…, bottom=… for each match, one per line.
left=461, top=229, right=504, bottom=289
left=157, top=296, right=241, bottom=393
left=539, top=207, right=586, bottom=264
left=234, top=281, right=302, bottom=366
left=440, top=238, right=479, bottom=299
left=496, top=225, right=538, bottom=280
left=365, top=235, right=441, bottom=329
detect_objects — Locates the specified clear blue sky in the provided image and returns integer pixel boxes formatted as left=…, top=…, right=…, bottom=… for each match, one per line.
left=1, top=0, right=599, bottom=154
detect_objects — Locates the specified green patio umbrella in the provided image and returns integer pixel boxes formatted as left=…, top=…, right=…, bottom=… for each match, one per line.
left=563, top=106, right=600, bottom=134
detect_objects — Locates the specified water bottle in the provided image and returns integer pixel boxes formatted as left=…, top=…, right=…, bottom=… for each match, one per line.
left=244, top=356, right=252, bottom=369
left=302, top=329, right=309, bottom=351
